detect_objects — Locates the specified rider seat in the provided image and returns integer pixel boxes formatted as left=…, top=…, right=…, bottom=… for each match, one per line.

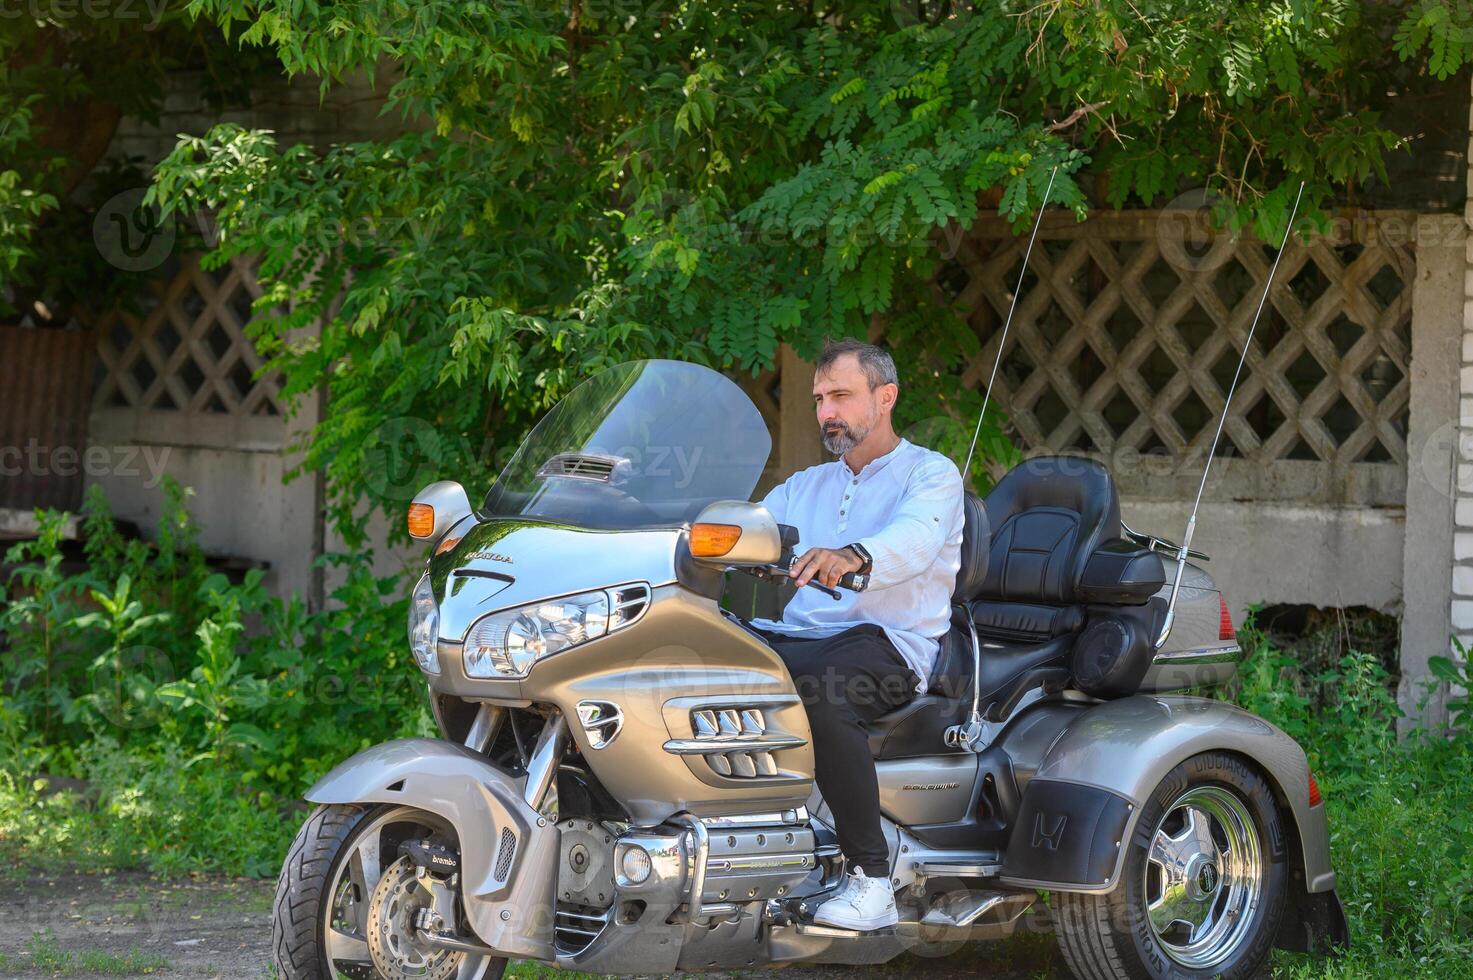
left=866, top=456, right=1124, bottom=759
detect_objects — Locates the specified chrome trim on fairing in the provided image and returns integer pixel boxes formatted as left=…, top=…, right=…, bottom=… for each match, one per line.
left=554, top=904, right=614, bottom=954
left=663, top=734, right=807, bottom=755
left=575, top=700, right=624, bottom=749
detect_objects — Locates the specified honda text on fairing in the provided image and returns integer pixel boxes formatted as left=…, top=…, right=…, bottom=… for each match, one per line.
left=269, top=358, right=1348, bottom=980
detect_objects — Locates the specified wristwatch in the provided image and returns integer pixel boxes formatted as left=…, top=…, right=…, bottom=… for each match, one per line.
left=846, top=542, right=873, bottom=575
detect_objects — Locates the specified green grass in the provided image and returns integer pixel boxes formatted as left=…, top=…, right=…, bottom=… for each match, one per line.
left=0, top=930, right=169, bottom=976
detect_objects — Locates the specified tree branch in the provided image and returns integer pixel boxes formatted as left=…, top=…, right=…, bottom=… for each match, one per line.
left=1045, top=101, right=1109, bottom=133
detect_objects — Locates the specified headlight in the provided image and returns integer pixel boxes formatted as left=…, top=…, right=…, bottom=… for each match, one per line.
left=464, top=590, right=611, bottom=679
left=409, top=573, right=441, bottom=673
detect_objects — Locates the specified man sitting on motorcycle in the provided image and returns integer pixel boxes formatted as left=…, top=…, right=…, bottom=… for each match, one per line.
left=746, top=338, right=966, bottom=931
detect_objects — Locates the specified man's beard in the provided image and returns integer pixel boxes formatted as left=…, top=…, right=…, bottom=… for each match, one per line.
left=821, top=419, right=872, bottom=455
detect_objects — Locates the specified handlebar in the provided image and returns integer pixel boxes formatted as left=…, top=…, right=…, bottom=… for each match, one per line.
left=735, top=557, right=867, bottom=601
left=731, top=523, right=867, bottom=600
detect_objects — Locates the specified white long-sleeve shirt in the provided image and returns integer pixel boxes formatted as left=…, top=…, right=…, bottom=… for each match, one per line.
left=750, top=438, right=965, bottom=691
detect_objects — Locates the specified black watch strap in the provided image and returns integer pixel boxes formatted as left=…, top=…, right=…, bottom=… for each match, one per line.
left=847, top=542, right=873, bottom=575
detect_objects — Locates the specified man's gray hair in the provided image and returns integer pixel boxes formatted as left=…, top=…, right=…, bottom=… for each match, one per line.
left=815, top=338, right=899, bottom=390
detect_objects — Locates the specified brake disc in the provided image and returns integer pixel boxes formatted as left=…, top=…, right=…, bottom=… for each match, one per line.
left=366, top=856, right=461, bottom=980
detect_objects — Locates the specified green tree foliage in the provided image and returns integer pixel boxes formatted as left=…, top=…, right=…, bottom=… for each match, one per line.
left=0, top=84, right=57, bottom=279
left=0, top=0, right=1433, bottom=529
left=0, top=9, right=275, bottom=320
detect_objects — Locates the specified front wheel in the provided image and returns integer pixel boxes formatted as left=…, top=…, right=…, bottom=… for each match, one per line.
left=272, top=803, right=508, bottom=980
left=1054, top=752, right=1288, bottom=979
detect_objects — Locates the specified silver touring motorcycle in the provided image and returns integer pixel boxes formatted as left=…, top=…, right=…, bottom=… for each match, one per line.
left=273, top=359, right=1348, bottom=980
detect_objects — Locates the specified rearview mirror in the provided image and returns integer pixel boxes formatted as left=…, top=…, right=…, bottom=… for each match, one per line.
left=688, top=500, right=782, bottom=566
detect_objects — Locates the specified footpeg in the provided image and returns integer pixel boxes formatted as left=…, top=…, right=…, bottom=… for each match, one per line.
left=783, top=894, right=898, bottom=936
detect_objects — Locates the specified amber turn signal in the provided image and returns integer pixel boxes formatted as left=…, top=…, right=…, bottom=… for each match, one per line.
left=435, top=536, right=462, bottom=556
left=690, top=523, right=742, bottom=557
left=408, top=502, right=435, bottom=539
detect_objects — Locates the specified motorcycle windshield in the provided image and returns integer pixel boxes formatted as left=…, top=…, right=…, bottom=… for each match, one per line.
left=480, top=360, right=773, bottom=530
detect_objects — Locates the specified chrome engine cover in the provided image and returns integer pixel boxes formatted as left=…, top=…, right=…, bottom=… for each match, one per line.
left=697, top=820, right=817, bottom=906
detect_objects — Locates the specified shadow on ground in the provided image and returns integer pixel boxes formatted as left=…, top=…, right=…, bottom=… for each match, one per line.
left=0, top=871, right=1066, bottom=979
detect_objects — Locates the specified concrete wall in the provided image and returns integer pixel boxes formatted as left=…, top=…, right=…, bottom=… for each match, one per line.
left=1401, top=214, right=1464, bottom=725
left=84, top=443, right=319, bottom=598
left=1121, top=500, right=1405, bottom=614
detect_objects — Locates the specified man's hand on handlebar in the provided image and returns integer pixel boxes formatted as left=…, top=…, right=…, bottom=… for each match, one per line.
left=789, top=546, right=864, bottom=590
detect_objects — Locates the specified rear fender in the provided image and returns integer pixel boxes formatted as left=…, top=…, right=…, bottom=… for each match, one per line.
left=997, top=696, right=1334, bottom=896
left=306, top=737, right=558, bottom=960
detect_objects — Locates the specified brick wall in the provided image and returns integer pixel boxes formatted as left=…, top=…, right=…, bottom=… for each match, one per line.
left=1449, top=71, right=1473, bottom=704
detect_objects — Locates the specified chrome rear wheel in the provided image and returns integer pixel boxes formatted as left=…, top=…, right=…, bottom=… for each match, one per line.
left=1054, top=752, right=1287, bottom=980
left=1143, top=785, right=1264, bottom=969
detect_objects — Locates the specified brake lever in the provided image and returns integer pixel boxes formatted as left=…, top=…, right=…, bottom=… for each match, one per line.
left=804, top=579, right=843, bottom=601
left=743, top=562, right=846, bottom=601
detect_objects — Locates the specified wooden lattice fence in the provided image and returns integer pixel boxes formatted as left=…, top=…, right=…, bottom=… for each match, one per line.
left=91, top=253, right=286, bottom=450
left=916, top=209, right=1416, bottom=506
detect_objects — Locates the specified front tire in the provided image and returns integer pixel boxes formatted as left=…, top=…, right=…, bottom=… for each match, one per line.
left=272, top=803, right=508, bottom=980
left=1054, top=752, right=1288, bottom=979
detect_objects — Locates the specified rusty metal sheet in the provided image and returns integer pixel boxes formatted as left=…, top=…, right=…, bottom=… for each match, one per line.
left=0, top=325, right=97, bottom=513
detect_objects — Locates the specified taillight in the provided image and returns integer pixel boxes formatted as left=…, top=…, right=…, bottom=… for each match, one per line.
left=1308, top=771, right=1322, bottom=807
left=1218, top=595, right=1235, bottom=641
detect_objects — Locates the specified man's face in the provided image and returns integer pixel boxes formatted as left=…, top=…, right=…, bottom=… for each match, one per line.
left=813, top=354, right=890, bottom=455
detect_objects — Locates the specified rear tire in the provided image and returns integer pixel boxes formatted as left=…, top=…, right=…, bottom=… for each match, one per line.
left=1054, top=752, right=1288, bottom=980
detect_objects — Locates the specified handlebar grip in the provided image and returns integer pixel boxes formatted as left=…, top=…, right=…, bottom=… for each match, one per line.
left=838, top=571, right=868, bottom=593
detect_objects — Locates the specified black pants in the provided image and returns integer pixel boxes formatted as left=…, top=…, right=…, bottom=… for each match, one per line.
left=748, top=623, right=920, bottom=878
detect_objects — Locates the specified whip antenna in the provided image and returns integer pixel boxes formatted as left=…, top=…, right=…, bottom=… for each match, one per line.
left=1153, top=180, right=1306, bottom=649
left=961, top=165, right=1059, bottom=484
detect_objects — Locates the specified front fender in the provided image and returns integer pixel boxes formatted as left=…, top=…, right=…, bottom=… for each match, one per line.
left=306, top=738, right=559, bottom=961
left=998, top=696, right=1334, bottom=895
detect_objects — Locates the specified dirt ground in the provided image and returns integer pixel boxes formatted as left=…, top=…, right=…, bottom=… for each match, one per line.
left=0, top=871, right=1063, bottom=979
left=0, top=871, right=275, bottom=979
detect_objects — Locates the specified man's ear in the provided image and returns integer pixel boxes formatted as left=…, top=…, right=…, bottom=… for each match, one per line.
left=878, top=382, right=899, bottom=414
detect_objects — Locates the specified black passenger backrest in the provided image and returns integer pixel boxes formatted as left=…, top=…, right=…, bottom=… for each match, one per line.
left=951, top=490, right=990, bottom=603
left=972, top=455, right=1121, bottom=605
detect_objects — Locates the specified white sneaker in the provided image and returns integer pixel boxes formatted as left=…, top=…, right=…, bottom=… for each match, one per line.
left=813, top=868, right=898, bottom=931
